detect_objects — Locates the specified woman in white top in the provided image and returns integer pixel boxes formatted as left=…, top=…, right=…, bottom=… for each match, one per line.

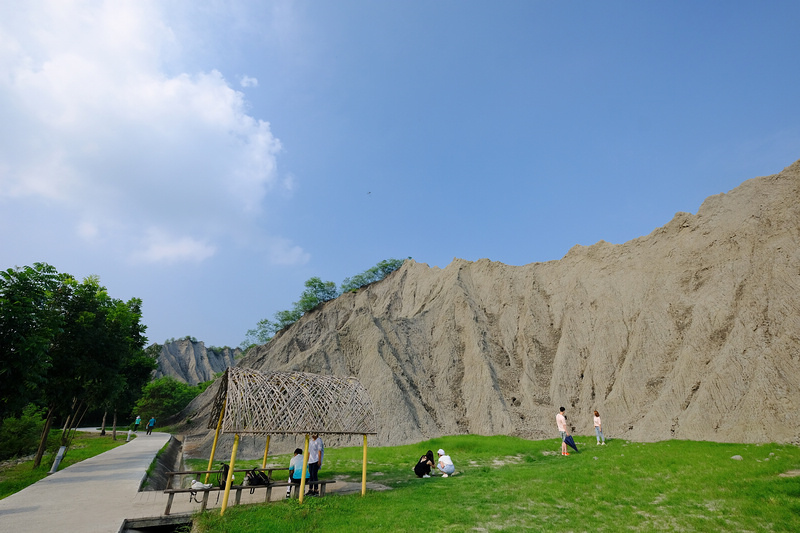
left=594, top=410, right=606, bottom=445
left=436, top=449, right=455, bottom=476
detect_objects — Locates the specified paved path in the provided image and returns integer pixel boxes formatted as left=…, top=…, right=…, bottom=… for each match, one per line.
left=0, top=430, right=174, bottom=533
left=0, top=430, right=379, bottom=532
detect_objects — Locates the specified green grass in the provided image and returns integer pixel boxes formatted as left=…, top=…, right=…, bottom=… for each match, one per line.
left=191, top=435, right=800, bottom=532
left=0, top=431, right=131, bottom=499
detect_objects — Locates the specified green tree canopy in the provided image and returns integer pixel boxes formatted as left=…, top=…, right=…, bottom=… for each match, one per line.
left=0, top=263, right=151, bottom=464
left=340, top=258, right=405, bottom=293
left=133, top=376, right=200, bottom=423
left=0, top=263, right=64, bottom=420
left=241, top=258, right=405, bottom=349
left=297, top=277, right=339, bottom=313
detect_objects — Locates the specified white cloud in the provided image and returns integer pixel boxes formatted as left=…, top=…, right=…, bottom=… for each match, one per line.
left=77, top=221, right=100, bottom=241
left=0, top=0, right=305, bottom=266
left=240, top=75, right=259, bottom=88
left=268, top=237, right=311, bottom=266
left=133, top=228, right=216, bottom=265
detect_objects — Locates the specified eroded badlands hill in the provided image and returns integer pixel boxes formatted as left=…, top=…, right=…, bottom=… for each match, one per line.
left=181, top=159, right=800, bottom=456
left=153, top=338, right=240, bottom=386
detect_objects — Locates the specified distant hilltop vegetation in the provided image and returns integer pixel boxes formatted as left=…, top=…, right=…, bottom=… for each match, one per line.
left=178, top=159, right=800, bottom=458
left=152, top=338, right=241, bottom=386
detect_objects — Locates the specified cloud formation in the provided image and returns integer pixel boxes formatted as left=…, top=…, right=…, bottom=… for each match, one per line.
left=240, top=75, right=259, bottom=88
left=0, top=0, right=301, bottom=266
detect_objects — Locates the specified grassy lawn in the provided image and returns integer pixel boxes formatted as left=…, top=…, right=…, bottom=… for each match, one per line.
left=0, top=431, right=131, bottom=500
left=191, top=435, right=800, bottom=532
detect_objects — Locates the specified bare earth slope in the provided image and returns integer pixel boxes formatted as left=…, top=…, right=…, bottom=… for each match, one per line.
left=182, top=159, right=800, bottom=454
left=154, top=338, right=240, bottom=386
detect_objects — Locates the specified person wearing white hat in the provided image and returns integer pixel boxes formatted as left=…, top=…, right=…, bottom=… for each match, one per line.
left=436, top=449, right=454, bottom=477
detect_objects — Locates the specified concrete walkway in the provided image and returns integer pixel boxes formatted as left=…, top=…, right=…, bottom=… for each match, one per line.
left=0, top=430, right=175, bottom=533
left=0, top=430, right=382, bottom=532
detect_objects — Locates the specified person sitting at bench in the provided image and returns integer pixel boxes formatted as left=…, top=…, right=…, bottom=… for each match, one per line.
left=286, top=448, right=308, bottom=498
left=436, top=449, right=455, bottom=477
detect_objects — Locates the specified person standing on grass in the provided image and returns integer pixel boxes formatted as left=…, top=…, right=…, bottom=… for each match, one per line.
left=556, top=407, right=570, bottom=456
left=146, top=416, right=155, bottom=435
left=594, top=410, right=606, bottom=445
left=307, top=433, right=324, bottom=495
left=134, top=415, right=141, bottom=432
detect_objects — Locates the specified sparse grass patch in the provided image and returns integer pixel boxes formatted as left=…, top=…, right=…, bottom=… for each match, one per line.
left=192, top=435, right=800, bottom=532
left=140, top=438, right=171, bottom=490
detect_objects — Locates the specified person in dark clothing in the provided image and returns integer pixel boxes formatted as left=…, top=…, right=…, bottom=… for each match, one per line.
left=414, top=450, right=435, bottom=478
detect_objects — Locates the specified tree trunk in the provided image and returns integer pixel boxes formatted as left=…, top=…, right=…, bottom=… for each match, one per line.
left=60, top=412, right=71, bottom=437
left=60, top=397, right=78, bottom=445
left=63, top=402, right=88, bottom=449
left=33, top=407, right=55, bottom=469
left=112, top=410, right=118, bottom=441
left=100, top=410, right=108, bottom=436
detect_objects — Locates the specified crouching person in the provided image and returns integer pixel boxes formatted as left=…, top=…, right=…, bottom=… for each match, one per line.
left=436, top=449, right=455, bottom=477
left=414, top=450, right=435, bottom=478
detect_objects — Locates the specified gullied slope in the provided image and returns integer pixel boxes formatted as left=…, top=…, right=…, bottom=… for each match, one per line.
left=154, top=339, right=240, bottom=386
left=183, top=159, right=800, bottom=454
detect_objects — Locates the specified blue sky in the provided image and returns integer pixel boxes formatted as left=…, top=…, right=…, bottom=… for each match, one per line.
left=1, top=1, right=798, bottom=348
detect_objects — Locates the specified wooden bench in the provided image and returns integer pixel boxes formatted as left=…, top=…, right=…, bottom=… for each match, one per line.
left=165, top=467, right=289, bottom=490
left=163, top=467, right=287, bottom=515
left=162, top=469, right=335, bottom=515
left=263, top=479, right=337, bottom=500
left=163, top=485, right=219, bottom=515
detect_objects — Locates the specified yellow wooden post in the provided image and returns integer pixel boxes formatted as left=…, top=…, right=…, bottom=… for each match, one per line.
left=261, top=435, right=271, bottom=469
left=220, top=433, right=240, bottom=515
left=361, top=434, right=368, bottom=496
left=298, top=434, right=310, bottom=504
left=204, top=399, right=226, bottom=484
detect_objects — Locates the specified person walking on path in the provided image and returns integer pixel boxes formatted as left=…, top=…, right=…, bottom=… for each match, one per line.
left=146, top=416, right=155, bottom=435
left=594, top=410, right=606, bottom=445
left=134, top=415, right=141, bottom=432
left=556, top=407, right=570, bottom=456
left=307, top=433, right=324, bottom=495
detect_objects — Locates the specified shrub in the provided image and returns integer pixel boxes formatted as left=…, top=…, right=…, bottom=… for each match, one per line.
left=0, top=404, right=46, bottom=460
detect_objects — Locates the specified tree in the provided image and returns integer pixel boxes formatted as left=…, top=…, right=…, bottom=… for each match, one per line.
left=241, top=259, right=406, bottom=350
left=113, top=349, right=159, bottom=422
left=240, top=278, right=336, bottom=349
left=133, top=376, right=199, bottom=423
left=0, top=263, right=63, bottom=421
left=340, top=258, right=405, bottom=293
left=99, top=306, right=157, bottom=438
left=1, top=264, right=151, bottom=466
left=298, top=277, right=339, bottom=312
left=32, top=274, right=149, bottom=466
left=241, top=317, right=277, bottom=349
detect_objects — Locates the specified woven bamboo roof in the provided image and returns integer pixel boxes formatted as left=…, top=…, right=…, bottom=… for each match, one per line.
left=208, top=367, right=377, bottom=435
